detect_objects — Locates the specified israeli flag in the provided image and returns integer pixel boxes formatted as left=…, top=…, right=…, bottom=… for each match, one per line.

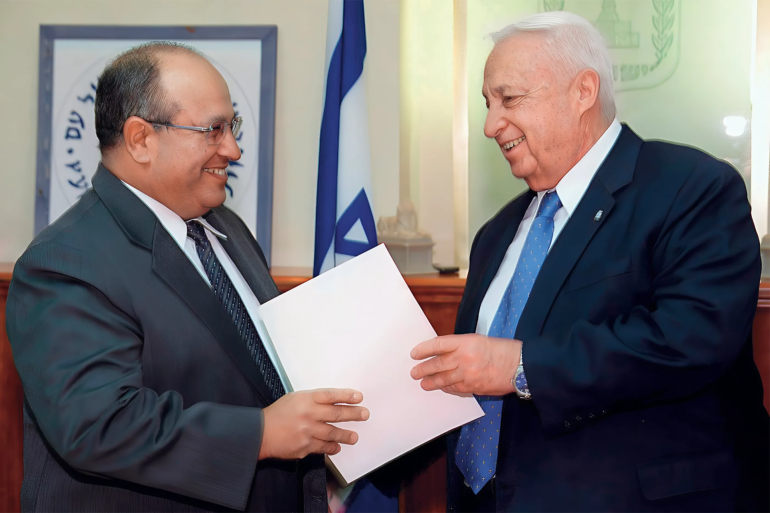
left=313, top=0, right=378, bottom=277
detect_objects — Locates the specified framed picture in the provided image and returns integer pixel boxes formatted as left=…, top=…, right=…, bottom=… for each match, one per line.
left=36, top=25, right=277, bottom=265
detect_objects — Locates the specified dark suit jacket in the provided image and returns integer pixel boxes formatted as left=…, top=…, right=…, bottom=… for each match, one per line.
left=448, top=125, right=769, bottom=512
left=6, top=165, right=327, bottom=512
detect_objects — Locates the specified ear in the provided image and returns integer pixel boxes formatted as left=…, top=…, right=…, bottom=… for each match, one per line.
left=122, top=116, right=155, bottom=164
left=574, top=68, right=601, bottom=116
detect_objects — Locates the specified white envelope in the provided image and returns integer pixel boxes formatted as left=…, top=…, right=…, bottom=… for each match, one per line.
left=257, top=244, right=483, bottom=485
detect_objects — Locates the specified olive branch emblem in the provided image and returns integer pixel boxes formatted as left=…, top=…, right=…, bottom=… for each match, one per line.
left=651, top=0, right=675, bottom=70
left=543, top=0, right=565, bottom=11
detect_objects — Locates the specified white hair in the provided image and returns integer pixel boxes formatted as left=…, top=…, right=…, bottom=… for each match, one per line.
left=491, top=11, right=616, bottom=124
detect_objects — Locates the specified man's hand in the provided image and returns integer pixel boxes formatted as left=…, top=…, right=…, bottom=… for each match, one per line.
left=410, top=334, right=521, bottom=396
left=259, top=388, right=369, bottom=460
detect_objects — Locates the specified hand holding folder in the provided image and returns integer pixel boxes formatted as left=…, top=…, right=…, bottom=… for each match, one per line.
left=259, top=388, right=369, bottom=460
left=256, top=245, right=483, bottom=485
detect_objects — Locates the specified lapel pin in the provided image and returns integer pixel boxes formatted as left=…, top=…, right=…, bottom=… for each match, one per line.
left=594, top=210, right=603, bottom=222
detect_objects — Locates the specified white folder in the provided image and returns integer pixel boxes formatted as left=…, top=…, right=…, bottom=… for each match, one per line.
left=257, top=244, right=483, bottom=485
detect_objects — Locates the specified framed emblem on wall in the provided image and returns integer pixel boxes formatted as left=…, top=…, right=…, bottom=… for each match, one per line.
left=36, top=25, right=277, bottom=265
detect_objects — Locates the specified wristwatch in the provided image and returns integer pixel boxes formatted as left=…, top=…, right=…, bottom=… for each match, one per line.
left=512, top=364, right=531, bottom=400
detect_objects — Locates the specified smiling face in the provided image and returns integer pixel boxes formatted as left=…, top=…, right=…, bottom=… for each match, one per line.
left=145, top=53, right=241, bottom=219
left=483, top=32, right=587, bottom=191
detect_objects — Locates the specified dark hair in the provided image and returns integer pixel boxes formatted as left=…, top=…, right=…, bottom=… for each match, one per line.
left=95, top=41, right=201, bottom=153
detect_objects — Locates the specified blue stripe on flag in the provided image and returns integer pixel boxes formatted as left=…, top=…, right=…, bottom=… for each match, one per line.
left=313, top=0, right=369, bottom=277
left=334, top=188, right=377, bottom=256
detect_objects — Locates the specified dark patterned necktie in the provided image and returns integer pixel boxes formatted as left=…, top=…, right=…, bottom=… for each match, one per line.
left=186, top=221, right=285, bottom=402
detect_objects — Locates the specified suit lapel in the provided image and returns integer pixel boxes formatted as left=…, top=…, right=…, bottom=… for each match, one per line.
left=515, top=125, right=643, bottom=341
left=151, top=228, right=272, bottom=403
left=93, top=163, right=156, bottom=250
left=93, top=164, right=271, bottom=403
left=514, top=183, right=615, bottom=341
left=204, top=210, right=280, bottom=305
left=458, top=190, right=536, bottom=334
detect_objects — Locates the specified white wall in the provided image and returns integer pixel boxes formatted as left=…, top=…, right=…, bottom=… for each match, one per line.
left=0, top=0, right=400, bottom=268
left=399, top=0, right=459, bottom=267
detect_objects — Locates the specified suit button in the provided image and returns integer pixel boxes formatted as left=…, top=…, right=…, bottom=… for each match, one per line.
left=575, top=416, right=581, bottom=421
left=564, top=421, right=571, bottom=428
left=589, top=413, right=595, bottom=419
left=601, top=410, right=608, bottom=415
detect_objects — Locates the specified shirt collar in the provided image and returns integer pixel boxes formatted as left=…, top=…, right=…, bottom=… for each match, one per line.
left=529, top=119, right=622, bottom=218
left=120, top=181, right=227, bottom=251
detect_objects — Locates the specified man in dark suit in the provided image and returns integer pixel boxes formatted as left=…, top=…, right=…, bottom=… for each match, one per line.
left=411, top=12, right=769, bottom=512
left=7, top=42, right=369, bottom=512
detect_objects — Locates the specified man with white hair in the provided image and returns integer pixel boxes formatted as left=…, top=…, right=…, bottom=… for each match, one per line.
left=411, top=11, right=769, bottom=512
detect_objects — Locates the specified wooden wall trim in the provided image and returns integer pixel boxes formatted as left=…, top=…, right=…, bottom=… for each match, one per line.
left=0, top=265, right=22, bottom=513
left=0, top=263, right=13, bottom=283
left=758, top=282, right=769, bottom=304
left=270, top=268, right=467, bottom=296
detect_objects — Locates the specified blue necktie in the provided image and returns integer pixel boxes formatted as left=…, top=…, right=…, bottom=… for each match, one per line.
left=456, top=191, right=562, bottom=493
left=187, top=221, right=285, bottom=402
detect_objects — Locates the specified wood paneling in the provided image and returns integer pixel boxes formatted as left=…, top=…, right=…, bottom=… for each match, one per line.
left=0, top=263, right=21, bottom=513
left=271, top=267, right=466, bottom=339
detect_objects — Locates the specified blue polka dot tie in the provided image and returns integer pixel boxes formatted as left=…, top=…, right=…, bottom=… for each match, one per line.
left=456, top=191, right=562, bottom=493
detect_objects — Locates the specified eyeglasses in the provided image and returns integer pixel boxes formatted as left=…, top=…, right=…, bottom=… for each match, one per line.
left=149, top=117, right=243, bottom=145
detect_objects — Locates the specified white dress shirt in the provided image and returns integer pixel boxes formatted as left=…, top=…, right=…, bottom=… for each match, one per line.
left=475, top=119, right=623, bottom=337
left=121, top=181, right=290, bottom=391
